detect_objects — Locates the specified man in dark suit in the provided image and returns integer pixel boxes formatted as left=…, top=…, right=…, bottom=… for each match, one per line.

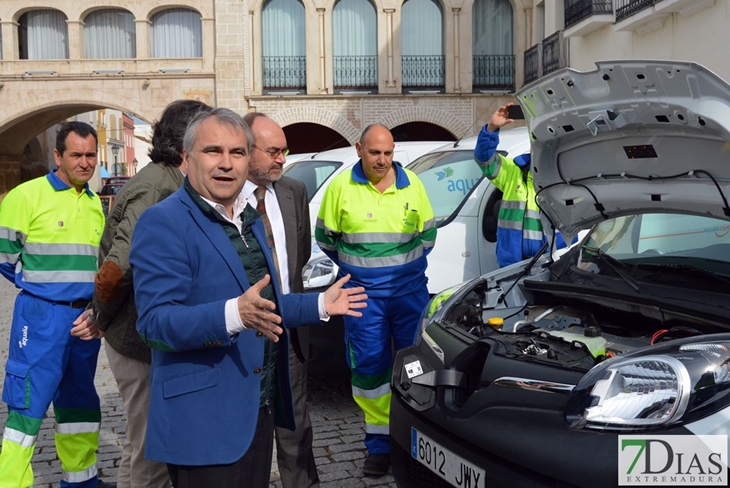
left=242, top=112, right=317, bottom=488
left=129, top=108, right=367, bottom=488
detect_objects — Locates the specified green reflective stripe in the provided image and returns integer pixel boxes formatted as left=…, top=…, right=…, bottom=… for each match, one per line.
left=479, top=154, right=501, bottom=178
left=351, top=368, right=392, bottom=390
left=501, top=200, right=526, bottom=210
left=523, top=217, right=543, bottom=231
left=342, top=232, right=414, bottom=244
left=352, top=383, right=391, bottom=399
left=314, top=222, right=338, bottom=250
left=23, top=269, right=96, bottom=284
left=3, top=427, right=36, bottom=448
left=0, top=226, right=26, bottom=243
left=340, top=247, right=423, bottom=268
left=61, top=464, right=97, bottom=483
left=55, top=407, right=102, bottom=424
left=339, top=238, right=422, bottom=259
left=25, top=242, right=97, bottom=256
left=6, top=411, right=43, bottom=435
left=421, top=227, right=437, bottom=248
left=138, top=334, right=176, bottom=352
left=525, top=209, right=541, bottom=220
left=23, top=253, right=97, bottom=272
left=56, top=422, right=100, bottom=435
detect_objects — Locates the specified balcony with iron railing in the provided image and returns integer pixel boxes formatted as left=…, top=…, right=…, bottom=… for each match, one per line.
left=564, top=0, right=613, bottom=36
left=523, top=44, right=540, bottom=85
left=402, top=55, right=445, bottom=92
left=542, top=31, right=567, bottom=76
left=472, top=54, right=515, bottom=92
left=615, top=0, right=655, bottom=22
left=333, top=55, right=378, bottom=92
left=263, top=55, right=306, bottom=93
left=523, top=31, right=568, bottom=86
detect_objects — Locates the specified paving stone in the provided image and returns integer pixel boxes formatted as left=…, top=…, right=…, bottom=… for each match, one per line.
left=0, top=277, right=398, bottom=487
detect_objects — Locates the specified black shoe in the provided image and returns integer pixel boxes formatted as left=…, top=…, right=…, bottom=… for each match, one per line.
left=363, top=453, right=390, bottom=477
left=96, top=482, right=117, bottom=488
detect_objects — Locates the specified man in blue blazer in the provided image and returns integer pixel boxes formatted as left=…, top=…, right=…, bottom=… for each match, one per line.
left=129, top=108, right=366, bottom=488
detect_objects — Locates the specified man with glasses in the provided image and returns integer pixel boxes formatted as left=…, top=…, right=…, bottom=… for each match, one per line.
left=242, top=112, right=319, bottom=488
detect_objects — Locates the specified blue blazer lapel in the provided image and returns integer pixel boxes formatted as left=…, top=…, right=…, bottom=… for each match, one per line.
left=178, top=189, right=249, bottom=290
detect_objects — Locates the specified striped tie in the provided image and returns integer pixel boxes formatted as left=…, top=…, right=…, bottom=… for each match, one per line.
left=254, top=185, right=281, bottom=286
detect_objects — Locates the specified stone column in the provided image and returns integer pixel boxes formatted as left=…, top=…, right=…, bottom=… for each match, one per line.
left=451, top=8, right=461, bottom=93
left=135, top=19, right=150, bottom=59
left=66, top=20, right=83, bottom=60
left=383, top=8, right=396, bottom=90
left=1, top=21, right=18, bottom=62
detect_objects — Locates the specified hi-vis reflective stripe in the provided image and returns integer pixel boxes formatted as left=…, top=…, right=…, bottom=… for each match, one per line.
left=0, top=226, right=26, bottom=243
left=501, top=200, right=526, bottom=211
left=525, top=209, right=541, bottom=220
left=340, top=247, right=423, bottom=268
left=62, top=465, right=98, bottom=483
left=56, top=422, right=100, bottom=435
left=25, top=242, right=97, bottom=256
left=365, top=424, right=390, bottom=435
left=500, top=220, right=523, bottom=231
left=3, top=428, right=36, bottom=448
left=23, top=270, right=97, bottom=284
left=524, top=229, right=544, bottom=240
left=342, top=232, right=415, bottom=244
left=352, top=383, right=391, bottom=399
left=0, top=252, right=20, bottom=263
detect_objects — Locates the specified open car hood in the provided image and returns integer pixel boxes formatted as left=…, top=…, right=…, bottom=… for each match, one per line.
left=516, top=60, right=730, bottom=239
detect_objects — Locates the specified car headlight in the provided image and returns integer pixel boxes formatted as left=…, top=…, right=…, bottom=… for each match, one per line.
left=302, top=253, right=337, bottom=291
left=566, top=337, right=730, bottom=431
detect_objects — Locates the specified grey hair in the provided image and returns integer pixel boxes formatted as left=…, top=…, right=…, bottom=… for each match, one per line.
left=182, top=108, right=253, bottom=154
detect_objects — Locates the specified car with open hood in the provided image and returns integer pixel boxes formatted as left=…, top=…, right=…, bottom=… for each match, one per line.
left=390, top=60, right=730, bottom=488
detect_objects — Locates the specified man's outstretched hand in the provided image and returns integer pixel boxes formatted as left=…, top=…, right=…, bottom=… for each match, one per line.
left=323, top=274, right=368, bottom=317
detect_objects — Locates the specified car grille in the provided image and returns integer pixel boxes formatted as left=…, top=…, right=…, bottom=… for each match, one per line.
left=406, top=456, right=455, bottom=488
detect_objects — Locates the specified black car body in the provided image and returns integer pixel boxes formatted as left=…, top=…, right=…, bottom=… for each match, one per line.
left=391, top=61, right=730, bottom=488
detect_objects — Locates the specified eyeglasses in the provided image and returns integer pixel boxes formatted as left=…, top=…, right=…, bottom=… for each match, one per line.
left=253, top=145, right=290, bottom=159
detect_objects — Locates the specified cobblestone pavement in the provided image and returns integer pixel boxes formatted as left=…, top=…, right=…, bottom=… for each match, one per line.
left=0, top=278, right=397, bottom=487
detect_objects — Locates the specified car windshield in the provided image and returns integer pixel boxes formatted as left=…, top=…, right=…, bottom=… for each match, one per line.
left=283, top=160, right=343, bottom=202
left=581, top=213, right=730, bottom=270
left=408, top=148, right=488, bottom=225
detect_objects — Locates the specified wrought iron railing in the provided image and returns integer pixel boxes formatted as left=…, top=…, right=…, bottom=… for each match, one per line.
left=524, top=44, right=540, bottom=84
left=333, top=55, right=378, bottom=91
left=565, top=0, right=613, bottom=28
left=542, top=31, right=567, bottom=76
left=615, top=0, right=655, bottom=22
left=263, top=55, right=306, bottom=91
left=472, top=54, right=515, bottom=91
left=402, top=55, right=445, bottom=90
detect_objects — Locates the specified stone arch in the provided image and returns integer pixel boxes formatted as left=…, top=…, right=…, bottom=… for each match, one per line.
left=380, top=106, right=467, bottom=139
left=78, top=6, right=137, bottom=24
left=145, top=2, right=209, bottom=20
left=271, top=107, right=361, bottom=145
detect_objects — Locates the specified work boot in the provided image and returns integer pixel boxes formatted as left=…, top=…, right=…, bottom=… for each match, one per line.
left=363, top=453, right=390, bottom=477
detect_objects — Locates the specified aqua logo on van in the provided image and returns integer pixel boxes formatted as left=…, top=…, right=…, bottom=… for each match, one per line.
left=435, top=167, right=454, bottom=180
left=447, top=178, right=480, bottom=195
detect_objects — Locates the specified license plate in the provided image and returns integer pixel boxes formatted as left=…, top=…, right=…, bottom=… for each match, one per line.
left=411, top=427, right=486, bottom=488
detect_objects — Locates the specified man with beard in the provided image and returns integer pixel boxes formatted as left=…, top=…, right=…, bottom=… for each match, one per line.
left=242, top=112, right=319, bottom=487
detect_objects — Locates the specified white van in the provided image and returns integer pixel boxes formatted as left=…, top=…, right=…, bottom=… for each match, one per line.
left=409, top=127, right=531, bottom=293
left=282, top=141, right=450, bottom=229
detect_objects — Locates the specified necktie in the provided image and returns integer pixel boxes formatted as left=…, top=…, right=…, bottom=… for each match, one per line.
left=254, top=186, right=281, bottom=287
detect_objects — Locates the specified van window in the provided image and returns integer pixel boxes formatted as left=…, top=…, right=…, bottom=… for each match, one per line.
left=283, top=160, right=343, bottom=202
left=409, top=149, right=485, bottom=224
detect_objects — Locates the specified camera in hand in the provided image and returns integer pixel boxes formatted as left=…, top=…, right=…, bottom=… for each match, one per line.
left=507, top=104, right=525, bottom=120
